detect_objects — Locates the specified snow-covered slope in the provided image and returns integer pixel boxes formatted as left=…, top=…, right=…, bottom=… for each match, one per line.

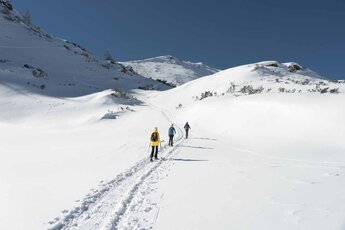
left=0, top=4, right=169, bottom=229
left=154, top=60, right=343, bottom=107
left=144, top=61, right=345, bottom=230
left=121, top=55, right=219, bottom=86
left=43, top=62, right=345, bottom=230
left=1, top=57, right=344, bottom=230
left=0, top=4, right=169, bottom=99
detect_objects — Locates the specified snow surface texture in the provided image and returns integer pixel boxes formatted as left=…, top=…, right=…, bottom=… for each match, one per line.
left=1, top=2, right=345, bottom=230
left=121, top=55, right=219, bottom=86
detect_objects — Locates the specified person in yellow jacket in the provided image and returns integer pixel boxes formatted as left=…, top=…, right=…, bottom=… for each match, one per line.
left=150, top=127, right=161, bottom=161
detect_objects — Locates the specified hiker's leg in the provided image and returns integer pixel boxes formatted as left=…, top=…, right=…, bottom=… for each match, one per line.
left=154, top=146, right=158, bottom=159
left=169, top=135, right=173, bottom=146
left=150, top=146, right=155, bottom=159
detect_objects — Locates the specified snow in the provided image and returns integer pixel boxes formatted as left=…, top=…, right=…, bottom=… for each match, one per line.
left=1, top=2, right=345, bottom=230
left=121, top=55, right=219, bottom=86
left=152, top=96, right=345, bottom=230
left=156, top=138, right=345, bottom=230
left=2, top=65, right=340, bottom=230
left=146, top=66, right=345, bottom=230
left=0, top=94, right=177, bottom=230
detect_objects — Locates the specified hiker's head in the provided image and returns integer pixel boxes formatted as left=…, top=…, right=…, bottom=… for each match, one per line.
left=154, top=127, right=158, bottom=131
left=171, top=124, right=174, bottom=127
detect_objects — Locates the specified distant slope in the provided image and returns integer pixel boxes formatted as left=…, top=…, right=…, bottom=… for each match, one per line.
left=0, top=3, right=169, bottom=98
left=121, top=55, right=219, bottom=86
left=152, top=60, right=344, bottom=107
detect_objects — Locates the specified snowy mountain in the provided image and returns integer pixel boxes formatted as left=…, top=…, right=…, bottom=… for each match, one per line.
left=43, top=61, right=345, bottom=230
left=157, top=61, right=344, bottom=103
left=155, top=60, right=343, bottom=107
left=121, top=55, right=219, bottom=86
left=1, top=1, right=345, bottom=230
left=0, top=2, right=169, bottom=99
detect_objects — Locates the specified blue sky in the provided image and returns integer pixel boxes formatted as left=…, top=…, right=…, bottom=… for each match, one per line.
left=11, top=0, right=345, bottom=79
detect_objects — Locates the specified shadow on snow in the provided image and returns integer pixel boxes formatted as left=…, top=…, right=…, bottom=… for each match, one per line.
left=192, top=137, right=217, bottom=141
left=172, top=158, right=209, bottom=162
left=181, top=145, right=214, bottom=150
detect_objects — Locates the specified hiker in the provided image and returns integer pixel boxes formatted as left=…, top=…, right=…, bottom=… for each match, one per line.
left=184, top=122, right=191, bottom=139
left=150, top=127, right=161, bottom=161
left=168, top=124, right=176, bottom=146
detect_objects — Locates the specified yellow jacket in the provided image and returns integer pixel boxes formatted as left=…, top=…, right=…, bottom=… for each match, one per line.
left=150, top=129, right=161, bottom=147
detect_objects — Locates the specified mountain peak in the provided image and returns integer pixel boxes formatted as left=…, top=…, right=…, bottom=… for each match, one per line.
left=131, top=55, right=182, bottom=64
left=121, top=56, right=219, bottom=86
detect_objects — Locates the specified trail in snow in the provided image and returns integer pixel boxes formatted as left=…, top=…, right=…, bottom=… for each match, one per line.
left=113, top=110, right=185, bottom=230
left=110, top=142, right=182, bottom=230
left=48, top=103, right=184, bottom=230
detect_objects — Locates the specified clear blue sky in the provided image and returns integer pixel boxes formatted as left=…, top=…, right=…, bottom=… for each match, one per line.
left=11, top=0, right=345, bottom=79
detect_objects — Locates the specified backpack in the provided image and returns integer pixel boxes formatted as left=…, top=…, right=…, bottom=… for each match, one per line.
left=169, top=127, right=175, bottom=135
left=151, top=132, right=158, bottom=142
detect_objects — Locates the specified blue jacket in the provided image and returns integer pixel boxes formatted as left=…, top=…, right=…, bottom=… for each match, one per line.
left=168, top=127, right=176, bottom=136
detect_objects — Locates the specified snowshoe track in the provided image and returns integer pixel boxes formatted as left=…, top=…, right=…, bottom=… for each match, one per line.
left=48, top=106, right=184, bottom=230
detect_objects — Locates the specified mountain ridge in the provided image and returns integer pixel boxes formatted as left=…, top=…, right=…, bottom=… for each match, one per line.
left=121, top=55, right=219, bottom=86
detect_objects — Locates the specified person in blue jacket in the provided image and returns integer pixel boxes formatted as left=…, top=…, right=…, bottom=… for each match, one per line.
left=168, top=124, right=176, bottom=146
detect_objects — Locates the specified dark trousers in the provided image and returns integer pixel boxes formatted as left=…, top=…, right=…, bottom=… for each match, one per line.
left=185, top=129, right=189, bottom=139
left=169, top=135, right=174, bottom=146
left=150, top=146, right=158, bottom=159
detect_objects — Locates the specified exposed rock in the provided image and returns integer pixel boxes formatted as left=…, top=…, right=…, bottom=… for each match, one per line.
left=266, top=62, right=279, bottom=67
left=23, top=64, right=34, bottom=69
left=32, top=68, right=48, bottom=78
left=0, top=0, right=13, bottom=11
left=288, top=63, right=303, bottom=73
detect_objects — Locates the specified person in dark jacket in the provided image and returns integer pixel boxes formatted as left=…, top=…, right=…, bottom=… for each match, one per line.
left=184, top=122, right=191, bottom=139
left=168, top=124, right=176, bottom=146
